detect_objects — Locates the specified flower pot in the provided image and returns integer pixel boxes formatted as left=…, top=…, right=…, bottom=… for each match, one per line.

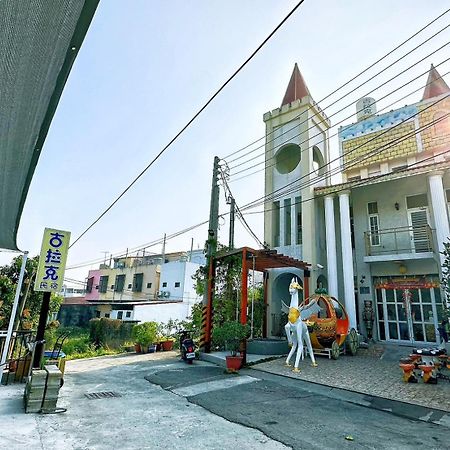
left=161, top=340, right=174, bottom=351
left=134, top=343, right=141, bottom=353
left=226, top=355, right=243, bottom=372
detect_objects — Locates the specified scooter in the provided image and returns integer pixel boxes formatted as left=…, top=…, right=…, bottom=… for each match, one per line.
left=179, top=330, right=196, bottom=364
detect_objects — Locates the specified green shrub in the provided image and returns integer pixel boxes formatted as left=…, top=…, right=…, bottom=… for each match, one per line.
left=212, top=322, right=250, bottom=355
left=89, top=318, right=134, bottom=349
left=132, top=322, right=158, bottom=347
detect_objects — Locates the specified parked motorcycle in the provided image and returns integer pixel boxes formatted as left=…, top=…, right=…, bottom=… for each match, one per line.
left=179, top=330, right=196, bottom=364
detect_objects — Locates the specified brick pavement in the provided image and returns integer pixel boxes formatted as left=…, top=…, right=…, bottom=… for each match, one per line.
left=252, top=344, right=450, bottom=413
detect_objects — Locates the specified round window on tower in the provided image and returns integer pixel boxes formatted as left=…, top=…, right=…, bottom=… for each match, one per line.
left=275, top=144, right=301, bottom=174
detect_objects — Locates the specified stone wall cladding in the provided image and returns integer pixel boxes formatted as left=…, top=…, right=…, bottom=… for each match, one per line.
left=419, top=96, right=450, bottom=152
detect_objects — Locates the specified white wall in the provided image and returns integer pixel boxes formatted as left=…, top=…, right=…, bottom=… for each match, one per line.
left=133, top=302, right=191, bottom=323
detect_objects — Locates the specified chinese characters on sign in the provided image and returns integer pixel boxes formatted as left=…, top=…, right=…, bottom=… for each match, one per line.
left=35, top=228, right=71, bottom=293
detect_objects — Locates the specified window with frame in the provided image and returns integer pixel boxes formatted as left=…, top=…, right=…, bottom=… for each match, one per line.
left=86, top=277, right=94, bottom=293
left=367, top=202, right=380, bottom=246
left=117, top=311, right=123, bottom=320
left=114, top=274, right=126, bottom=293
left=104, top=313, right=110, bottom=318
left=162, top=282, right=167, bottom=288
left=174, top=282, right=180, bottom=288
left=126, top=311, right=131, bottom=318
left=133, top=273, right=144, bottom=292
left=284, top=199, right=291, bottom=245
left=147, top=282, right=152, bottom=288
left=295, top=196, right=302, bottom=245
left=99, top=276, right=109, bottom=293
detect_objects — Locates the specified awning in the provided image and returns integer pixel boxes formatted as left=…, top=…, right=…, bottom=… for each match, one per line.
left=0, top=0, right=99, bottom=251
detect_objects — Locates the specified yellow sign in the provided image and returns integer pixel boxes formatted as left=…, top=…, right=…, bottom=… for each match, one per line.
left=35, top=228, right=71, bottom=293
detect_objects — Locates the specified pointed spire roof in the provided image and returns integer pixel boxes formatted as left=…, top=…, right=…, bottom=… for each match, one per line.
left=422, top=64, right=450, bottom=100
left=281, top=63, right=310, bottom=106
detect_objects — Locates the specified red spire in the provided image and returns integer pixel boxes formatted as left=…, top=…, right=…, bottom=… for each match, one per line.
left=281, top=63, right=310, bottom=106
left=422, top=64, right=450, bottom=100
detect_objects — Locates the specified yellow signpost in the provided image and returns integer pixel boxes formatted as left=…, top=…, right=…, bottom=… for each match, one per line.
left=35, top=228, right=71, bottom=293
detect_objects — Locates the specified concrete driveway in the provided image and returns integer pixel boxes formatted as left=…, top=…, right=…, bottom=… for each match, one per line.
left=0, top=352, right=287, bottom=450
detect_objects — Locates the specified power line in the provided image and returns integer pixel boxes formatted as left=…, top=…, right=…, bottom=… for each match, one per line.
left=67, top=10, right=450, bottom=266
left=222, top=7, right=450, bottom=161
left=230, top=65, right=450, bottom=186
left=67, top=94, right=449, bottom=272
left=227, top=39, right=450, bottom=176
left=241, top=111, right=450, bottom=216
left=66, top=219, right=209, bottom=270
left=238, top=94, right=450, bottom=212
left=68, top=1, right=306, bottom=249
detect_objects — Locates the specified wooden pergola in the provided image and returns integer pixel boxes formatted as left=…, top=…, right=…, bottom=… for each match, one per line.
left=202, top=247, right=311, bottom=362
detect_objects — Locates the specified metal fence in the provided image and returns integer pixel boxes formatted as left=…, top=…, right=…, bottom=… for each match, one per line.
left=0, top=329, right=34, bottom=385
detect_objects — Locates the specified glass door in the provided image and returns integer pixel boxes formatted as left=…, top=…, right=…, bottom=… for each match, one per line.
left=376, top=287, right=439, bottom=343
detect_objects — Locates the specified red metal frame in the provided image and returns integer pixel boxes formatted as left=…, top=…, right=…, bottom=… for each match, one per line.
left=203, top=247, right=311, bottom=361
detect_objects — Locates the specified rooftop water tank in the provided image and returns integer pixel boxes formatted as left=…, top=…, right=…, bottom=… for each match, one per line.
left=356, top=97, right=377, bottom=121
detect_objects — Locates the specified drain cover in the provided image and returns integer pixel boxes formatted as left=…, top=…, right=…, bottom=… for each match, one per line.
left=84, top=391, right=122, bottom=400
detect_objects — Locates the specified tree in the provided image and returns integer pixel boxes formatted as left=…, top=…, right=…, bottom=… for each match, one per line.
left=0, top=255, right=63, bottom=329
left=192, top=245, right=266, bottom=337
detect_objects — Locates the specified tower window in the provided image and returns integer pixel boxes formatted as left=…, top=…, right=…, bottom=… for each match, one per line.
left=273, top=201, right=280, bottom=246
left=275, top=144, right=301, bottom=174
left=284, top=199, right=291, bottom=245
left=295, top=197, right=302, bottom=245
left=312, top=146, right=325, bottom=176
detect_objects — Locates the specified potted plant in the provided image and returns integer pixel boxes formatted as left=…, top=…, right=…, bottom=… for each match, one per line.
left=212, top=321, right=250, bottom=372
left=158, top=321, right=177, bottom=351
left=132, top=322, right=158, bottom=354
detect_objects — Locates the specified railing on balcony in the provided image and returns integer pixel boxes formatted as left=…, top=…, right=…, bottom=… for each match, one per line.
left=364, top=225, right=434, bottom=257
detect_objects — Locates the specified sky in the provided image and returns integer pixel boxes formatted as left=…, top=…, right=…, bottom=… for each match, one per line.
left=1, top=0, right=449, bottom=287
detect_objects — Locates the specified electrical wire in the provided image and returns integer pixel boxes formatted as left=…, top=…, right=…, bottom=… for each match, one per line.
left=227, top=40, right=450, bottom=176
left=242, top=131, right=450, bottom=217
left=68, top=1, right=306, bottom=249
left=238, top=94, right=450, bottom=212
left=229, top=65, right=450, bottom=183
left=222, top=7, right=450, bottom=160
left=67, top=94, right=449, bottom=272
left=66, top=11, right=450, bottom=267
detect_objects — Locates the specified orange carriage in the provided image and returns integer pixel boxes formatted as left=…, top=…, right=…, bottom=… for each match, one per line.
left=305, top=293, right=358, bottom=359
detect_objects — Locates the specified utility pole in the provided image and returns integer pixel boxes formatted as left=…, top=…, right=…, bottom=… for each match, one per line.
left=200, top=156, right=220, bottom=352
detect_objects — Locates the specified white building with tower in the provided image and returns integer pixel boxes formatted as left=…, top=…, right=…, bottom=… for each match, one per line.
left=263, top=63, right=450, bottom=345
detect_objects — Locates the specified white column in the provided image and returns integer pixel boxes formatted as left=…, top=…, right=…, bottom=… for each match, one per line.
left=324, top=195, right=338, bottom=298
left=428, top=171, right=450, bottom=269
left=339, top=191, right=357, bottom=329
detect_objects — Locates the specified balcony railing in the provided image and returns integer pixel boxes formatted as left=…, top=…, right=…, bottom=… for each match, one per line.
left=364, top=225, right=434, bottom=257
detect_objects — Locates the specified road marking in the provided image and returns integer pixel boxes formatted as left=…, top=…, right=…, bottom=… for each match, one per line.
left=172, top=375, right=260, bottom=397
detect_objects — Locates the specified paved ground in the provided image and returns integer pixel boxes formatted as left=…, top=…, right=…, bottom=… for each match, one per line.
left=146, top=358, right=450, bottom=449
left=1, top=349, right=450, bottom=450
left=0, top=352, right=287, bottom=450
left=251, top=343, right=450, bottom=413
